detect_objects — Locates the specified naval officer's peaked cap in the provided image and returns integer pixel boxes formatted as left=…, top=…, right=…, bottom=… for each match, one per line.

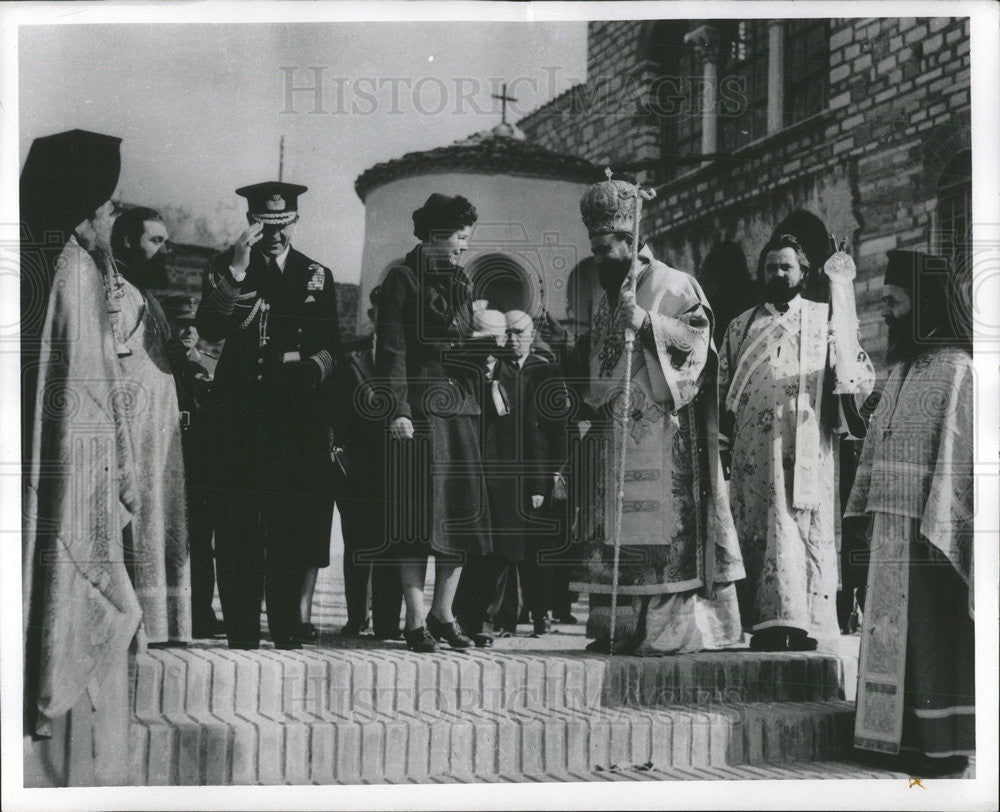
left=235, top=181, right=308, bottom=226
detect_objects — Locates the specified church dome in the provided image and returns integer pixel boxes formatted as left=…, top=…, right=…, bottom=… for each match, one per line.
left=355, top=124, right=598, bottom=202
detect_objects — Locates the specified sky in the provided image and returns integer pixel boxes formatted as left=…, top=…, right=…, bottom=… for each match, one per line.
left=18, top=21, right=588, bottom=283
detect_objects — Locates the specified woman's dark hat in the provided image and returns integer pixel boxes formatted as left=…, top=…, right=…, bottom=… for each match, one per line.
left=412, top=193, right=476, bottom=240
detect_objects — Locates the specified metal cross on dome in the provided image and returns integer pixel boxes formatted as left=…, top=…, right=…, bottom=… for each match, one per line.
left=492, top=82, right=518, bottom=125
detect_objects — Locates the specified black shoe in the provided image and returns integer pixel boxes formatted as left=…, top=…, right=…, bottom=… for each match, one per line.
left=553, top=614, right=578, bottom=625
left=192, top=615, right=227, bottom=639
left=532, top=616, right=551, bottom=637
left=404, top=625, right=440, bottom=653
left=585, top=637, right=637, bottom=655
left=297, top=622, right=319, bottom=642
left=787, top=629, right=818, bottom=651
left=472, top=633, right=494, bottom=648
left=374, top=627, right=402, bottom=641
left=750, top=628, right=789, bottom=651
left=229, top=642, right=260, bottom=651
left=341, top=619, right=370, bottom=637
left=273, top=639, right=303, bottom=650
left=907, top=754, right=970, bottom=776
left=425, top=613, right=473, bottom=649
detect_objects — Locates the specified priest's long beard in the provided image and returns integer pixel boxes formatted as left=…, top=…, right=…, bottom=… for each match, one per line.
left=117, top=250, right=167, bottom=291
left=885, top=312, right=917, bottom=365
left=598, top=257, right=630, bottom=294
left=763, top=275, right=803, bottom=305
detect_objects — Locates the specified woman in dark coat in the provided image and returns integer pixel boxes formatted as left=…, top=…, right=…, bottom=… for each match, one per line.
left=375, top=193, right=494, bottom=652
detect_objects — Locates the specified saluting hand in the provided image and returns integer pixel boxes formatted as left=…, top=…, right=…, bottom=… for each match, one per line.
left=390, top=416, right=414, bottom=440
left=619, top=289, right=648, bottom=332
left=230, top=222, right=265, bottom=281
left=531, top=494, right=545, bottom=510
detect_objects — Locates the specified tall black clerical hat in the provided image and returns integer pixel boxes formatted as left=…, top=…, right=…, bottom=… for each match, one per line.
left=884, top=249, right=966, bottom=343
left=884, top=249, right=918, bottom=294
left=235, top=181, right=308, bottom=226
left=884, top=249, right=952, bottom=298
left=20, top=128, right=122, bottom=240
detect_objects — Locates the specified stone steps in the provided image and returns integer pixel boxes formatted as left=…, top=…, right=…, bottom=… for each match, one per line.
left=130, top=697, right=858, bottom=785
left=133, top=647, right=849, bottom=720
left=352, top=759, right=917, bottom=783
left=128, top=646, right=860, bottom=785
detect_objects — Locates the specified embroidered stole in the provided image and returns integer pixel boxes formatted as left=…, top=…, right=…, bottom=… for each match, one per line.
left=854, top=371, right=912, bottom=754
left=726, top=300, right=827, bottom=510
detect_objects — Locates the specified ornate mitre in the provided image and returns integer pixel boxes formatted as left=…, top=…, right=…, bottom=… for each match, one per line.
left=579, top=177, right=639, bottom=238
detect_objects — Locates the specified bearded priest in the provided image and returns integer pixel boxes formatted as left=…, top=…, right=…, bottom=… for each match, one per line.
left=569, top=177, right=745, bottom=654
left=719, top=234, right=875, bottom=652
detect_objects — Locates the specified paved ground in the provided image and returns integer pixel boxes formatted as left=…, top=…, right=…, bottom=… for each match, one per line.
left=209, top=521, right=860, bottom=659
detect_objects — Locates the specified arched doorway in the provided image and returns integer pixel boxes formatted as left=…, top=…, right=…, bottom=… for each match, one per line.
left=768, top=209, right=832, bottom=303
left=698, top=241, right=758, bottom=345
left=467, top=253, right=534, bottom=314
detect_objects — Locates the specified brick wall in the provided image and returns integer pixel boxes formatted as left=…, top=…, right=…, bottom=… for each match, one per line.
left=520, top=17, right=971, bottom=368
left=521, top=21, right=660, bottom=170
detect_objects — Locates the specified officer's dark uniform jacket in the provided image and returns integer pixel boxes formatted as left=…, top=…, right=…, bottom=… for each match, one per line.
left=198, top=242, right=340, bottom=507
left=196, top=244, right=340, bottom=646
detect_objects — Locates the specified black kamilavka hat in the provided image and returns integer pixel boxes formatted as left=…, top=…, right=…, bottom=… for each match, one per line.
left=20, top=128, right=122, bottom=240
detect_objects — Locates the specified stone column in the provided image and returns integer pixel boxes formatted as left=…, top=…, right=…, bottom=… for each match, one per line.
left=767, top=20, right=785, bottom=134
left=684, top=24, right=720, bottom=156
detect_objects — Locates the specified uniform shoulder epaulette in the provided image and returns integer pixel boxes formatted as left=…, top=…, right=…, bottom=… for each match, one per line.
left=306, top=262, right=328, bottom=292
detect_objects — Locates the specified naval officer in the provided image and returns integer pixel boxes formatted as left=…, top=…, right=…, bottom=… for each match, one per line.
left=196, top=181, right=341, bottom=649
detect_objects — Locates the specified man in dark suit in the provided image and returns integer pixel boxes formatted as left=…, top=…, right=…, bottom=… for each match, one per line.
left=196, top=181, right=340, bottom=649
left=453, top=308, right=526, bottom=645
left=161, top=294, right=225, bottom=639
left=504, top=310, right=573, bottom=635
left=332, top=286, right=403, bottom=639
